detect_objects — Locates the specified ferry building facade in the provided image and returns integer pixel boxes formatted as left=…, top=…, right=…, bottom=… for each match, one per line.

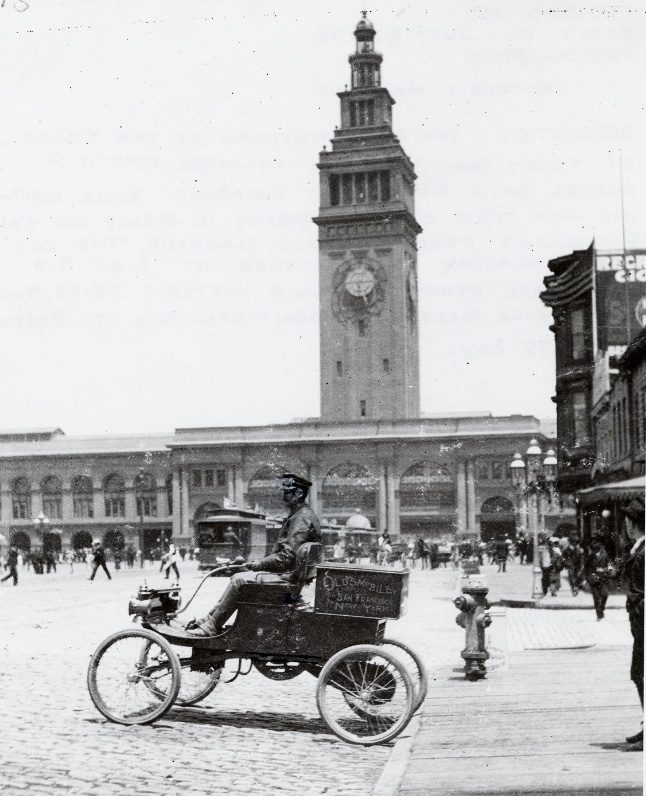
left=0, top=17, right=573, bottom=555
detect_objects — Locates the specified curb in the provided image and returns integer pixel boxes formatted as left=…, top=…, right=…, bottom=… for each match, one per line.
left=496, top=598, right=625, bottom=610
left=372, top=714, right=421, bottom=796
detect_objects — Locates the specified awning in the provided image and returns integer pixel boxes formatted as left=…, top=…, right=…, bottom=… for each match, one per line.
left=577, top=475, right=645, bottom=505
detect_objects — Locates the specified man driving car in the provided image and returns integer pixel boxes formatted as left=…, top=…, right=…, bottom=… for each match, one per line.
left=186, top=472, right=321, bottom=637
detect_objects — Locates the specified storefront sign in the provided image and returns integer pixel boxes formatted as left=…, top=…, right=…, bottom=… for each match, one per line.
left=595, top=250, right=646, bottom=349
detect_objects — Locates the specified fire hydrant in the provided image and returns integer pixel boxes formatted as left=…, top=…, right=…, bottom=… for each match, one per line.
left=454, top=582, right=492, bottom=681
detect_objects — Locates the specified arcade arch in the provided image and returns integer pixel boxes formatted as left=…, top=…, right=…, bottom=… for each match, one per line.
left=10, top=531, right=31, bottom=551
left=72, top=530, right=93, bottom=550
left=193, top=501, right=223, bottom=522
left=247, top=461, right=307, bottom=515
left=103, top=529, right=125, bottom=551
left=479, top=496, right=515, bottom=542
left=322, top=463, right=377, bottom=525
left=399, top=461, right=456, bottom=537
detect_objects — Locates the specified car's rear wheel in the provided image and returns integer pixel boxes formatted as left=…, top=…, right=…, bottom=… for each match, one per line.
left=316, top=644, right=415, bottom=745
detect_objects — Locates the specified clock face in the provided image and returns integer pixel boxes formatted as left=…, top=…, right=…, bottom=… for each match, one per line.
left=332, top=257, right=386, bottom=323
left=345, top=267, right=376, bottom=297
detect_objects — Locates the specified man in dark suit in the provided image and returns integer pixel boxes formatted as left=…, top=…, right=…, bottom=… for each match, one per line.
left=187, top=473, right=321, bottom=636
left=1, top=546, right=19, bottom=586
left=622, top=496, right=644, bottom=751
left=89, top=539, right=112, bottom=581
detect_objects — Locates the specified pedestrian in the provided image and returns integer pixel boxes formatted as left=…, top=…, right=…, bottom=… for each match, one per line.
left=45, top=549, right=57, bottom=573
left=64, top=548, right=75, bottom=574
left=549, top=540, right=563, bottom=596
left=113, top=549, right=122, bottom=571
left=1, top=546, right=19, bottom=586
left=32, top=550, right=44, bottom=574
left=179, top=546, right=187, bottom=562
left=562, top=536, right=584, bottom=595
left=163, top=540, right=180, bottom=580
left=584, top=535, right=611, bottom=620
left=621, top=496, right=644, bottom=751
left=377, top=531, right=392, bottom=567
left=428, top=540, right=438, bottom=569
left=88, top=539, right=112, bottom=581
left=537, top=533, right=552, bottom=597
left=414, top=537, right=427, bottom=569
left=505, top=535, right=515, bottom=562
left=495, top=538, right=508, bottom=573
left=333, top=540, right=344, bottom=562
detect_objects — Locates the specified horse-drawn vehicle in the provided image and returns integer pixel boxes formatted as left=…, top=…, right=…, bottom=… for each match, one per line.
left=87, top=544, right=427, bottom=745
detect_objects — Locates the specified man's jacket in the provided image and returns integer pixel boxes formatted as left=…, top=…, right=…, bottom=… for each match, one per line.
left=624, top=537, right=645, bottom=616
left=249, top=503, right=321, bottom=574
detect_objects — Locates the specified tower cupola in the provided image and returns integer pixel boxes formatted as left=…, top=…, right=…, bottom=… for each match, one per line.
left=350, top=12, right=381, bottom=89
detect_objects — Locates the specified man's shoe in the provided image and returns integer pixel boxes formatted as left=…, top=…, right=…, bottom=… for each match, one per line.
left=186, top=626, right=211, bottom=637
left=626, top=730, right=643, bottom=744
left=625, top=739, right=643, bottom=751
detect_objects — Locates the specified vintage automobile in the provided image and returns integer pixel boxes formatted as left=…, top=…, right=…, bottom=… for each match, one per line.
left=87, top=544, right=427, bottom=746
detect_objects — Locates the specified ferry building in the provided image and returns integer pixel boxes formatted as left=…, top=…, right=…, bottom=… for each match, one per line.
left=0, top=16, right=572, bottom=555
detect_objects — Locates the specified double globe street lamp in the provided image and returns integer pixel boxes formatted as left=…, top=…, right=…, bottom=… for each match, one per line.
left=33, top=511, right=50, bottom=546
left=510, top=440, right=558, bottom=599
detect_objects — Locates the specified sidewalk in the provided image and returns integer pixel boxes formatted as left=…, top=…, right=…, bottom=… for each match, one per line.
left=466, top=559, right=627, bottom=611
left=373, top=566, right=642, bottom=796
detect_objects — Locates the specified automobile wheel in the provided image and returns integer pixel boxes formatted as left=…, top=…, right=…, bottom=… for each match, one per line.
left=316, top=644, right=414, bottom=745
left=87, top=628, right=180, bottom=725
left=381, top=638, right=428, bottom=712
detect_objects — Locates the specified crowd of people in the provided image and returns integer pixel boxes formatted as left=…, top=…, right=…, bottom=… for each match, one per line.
left=0, top=539, right=194, bottom=586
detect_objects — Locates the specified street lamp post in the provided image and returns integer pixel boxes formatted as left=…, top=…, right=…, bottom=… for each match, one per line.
left=134, top=469, right=145, bottom=568
left=510, top=440, right=558, bottom=600
left=33, top=511, right=50, bottom=548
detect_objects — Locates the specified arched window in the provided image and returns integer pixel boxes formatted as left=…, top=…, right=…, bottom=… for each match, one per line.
left=134, top=472, right=157, bottom=517
left=72, top=475, right=94, bottom=518
left=104, top=529, right=125, bottom=552
left=247, top=461, right=308, bottom=514
left=247, top=465, right=288, bottom=514
left=322, top=463, right=377, bottom=519
left=400, top=462, right=456, bottom=510
left=10, top=531, right=31, bottom=551
left=479, top=496, right=516, bottom=543
left=42, top=475, right=63, bottom=519
left=72, top=530, right=93, bottom=550
left=12, top=477, right=31, bottom=520
left=480, top=496, right=514, bottom=515
left=104, top=474, right=125, bottom=518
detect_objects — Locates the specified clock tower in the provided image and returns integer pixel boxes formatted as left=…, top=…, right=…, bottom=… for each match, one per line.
left=314, top=14, right=422, bottom=421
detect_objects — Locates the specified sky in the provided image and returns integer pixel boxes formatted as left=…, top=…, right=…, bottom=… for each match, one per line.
left=1, top=0, right=644, bottom=436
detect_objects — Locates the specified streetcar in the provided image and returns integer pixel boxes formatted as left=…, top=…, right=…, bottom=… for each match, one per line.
left=321, top=522, right=378, bottom=563
left=194, top=508, right=277, bottom=570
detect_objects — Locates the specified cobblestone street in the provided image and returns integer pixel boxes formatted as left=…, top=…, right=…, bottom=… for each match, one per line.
left=0, top=560, right=636, bottom=795
left=0, top=562, right=448, bottom=795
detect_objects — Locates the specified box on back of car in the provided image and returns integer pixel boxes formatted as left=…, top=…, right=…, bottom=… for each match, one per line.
left=314, top=563, right=409, bottom=619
